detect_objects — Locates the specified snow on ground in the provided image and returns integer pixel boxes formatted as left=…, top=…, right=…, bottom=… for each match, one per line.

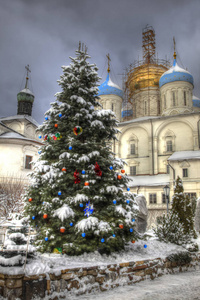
left=68, top=269, right=200, bottom=300
left=0, top=230, right=198, bottom=276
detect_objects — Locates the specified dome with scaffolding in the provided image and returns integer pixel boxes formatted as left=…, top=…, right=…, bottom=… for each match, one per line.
left=98, top=72, right=123, bottom=98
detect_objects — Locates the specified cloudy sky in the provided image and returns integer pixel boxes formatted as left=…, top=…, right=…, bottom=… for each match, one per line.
left=0, top=0, right=200, bottom=124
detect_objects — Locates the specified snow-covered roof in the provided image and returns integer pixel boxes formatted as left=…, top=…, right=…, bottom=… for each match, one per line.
left=168, top=151, right=200, bottom=161
left=18, top=88, right=34, bottom=96
left=0, top=131, right=42, bottom=144
left=0, top=115, right=39, bottom=127
left=0, top=132, right=25, bottom=139
left=192, top=95, right=200, bottom=108
left=119, top=115, right=159, bottom=126
left=98, top=72, right=123, bottom=97
left=159, top=58, right=193, bottom=88
left=128, top=174, right=170, bottom=188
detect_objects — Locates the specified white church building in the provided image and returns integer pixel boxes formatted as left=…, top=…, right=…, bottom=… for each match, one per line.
left=0, top=66, right=42, bottom=182
left=98, top=26, right=200, bottom=224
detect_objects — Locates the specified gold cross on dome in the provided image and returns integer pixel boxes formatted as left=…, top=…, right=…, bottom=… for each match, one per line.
left=25, top=64, right=31, bottom=77
left=106, top=53, right=111, bottom=73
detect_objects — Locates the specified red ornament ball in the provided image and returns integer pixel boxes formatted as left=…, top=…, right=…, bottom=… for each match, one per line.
left=117, top=175, right=122, bottom=180
left=55, top=124, right=58, bottom=128
left=131, top=240, right=136, bottom=244
left=121, top=169, right=125, bottom=174
left=28, top=198, right=32, bottom=202
left=119, top=224, right=123, bottom=229
left=84, top=182, right=89, bottom=186
left=43, top=214, right=48, bottom=219
left=60, top=227, right=65, bottom=233
left=62, top=167, right=67, bottom=172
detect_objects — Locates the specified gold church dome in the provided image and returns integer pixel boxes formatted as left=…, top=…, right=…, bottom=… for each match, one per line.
left=126, top=62, right=168, bottom=95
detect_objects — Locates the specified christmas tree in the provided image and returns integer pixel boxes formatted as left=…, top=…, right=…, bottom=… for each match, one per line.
left=154, top=176, right=196, bottom=244
left=25, top=43, right=138, bottom=255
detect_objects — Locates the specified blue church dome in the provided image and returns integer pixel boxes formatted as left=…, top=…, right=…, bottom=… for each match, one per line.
left=193, top=95, right=200, bottom=108
left=159, top=58, right=193, bottom=88
left=98, top=73, right=123, bottom=98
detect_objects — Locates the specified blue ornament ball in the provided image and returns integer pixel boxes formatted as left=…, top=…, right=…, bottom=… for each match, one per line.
left=32, top=216, right=35, bottom=220
left=45, top=116, right=48, bottom=120
left=144, top=244, right=147, bottom=248
left=126, top=200, right=130, bottom=204
left=132, top=219, right=135, bottom=222
left=80, top=203, right=84, bottom=207
left=113, top=200, right=117, bottom=204
left=45, top=237, right=48, bottom=241
left=109, top=166, right=113, bottom=170
left=82, top=170, right=86, bottom=175
left=101, top=238, right=105, bottom=243
left=38, top=151, right=42, bottom=154
left=70, top=222, right=73, bottom=227
left=127, top=187, right=130, bottom=191
left=58, top=191, right=62, bottom=196
left=130, top=228, right=133, bottom=232
left=69, top=146, right=72, bottom=150
left=82, top=233, right=86, bottom=237
left=38, top=135, right=42, bottom=139
left=59, top=113, right=62, bottom=117
left=112, top=234, right=116, bottom=238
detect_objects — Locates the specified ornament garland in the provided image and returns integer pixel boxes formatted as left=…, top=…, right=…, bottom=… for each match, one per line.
left=94, top=162, right=102, bottom=177
left=74, top=170, right=81, bottom=184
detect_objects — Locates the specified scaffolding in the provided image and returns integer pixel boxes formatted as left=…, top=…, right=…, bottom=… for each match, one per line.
left=122, top=26, right=171, bottom=121
left=142, top=25, right=156, bottom=64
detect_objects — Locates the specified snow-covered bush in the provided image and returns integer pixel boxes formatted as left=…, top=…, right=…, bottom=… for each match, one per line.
left=166, top=251, right=192, bottom=265
left=0, top=218, right=36, bottom=266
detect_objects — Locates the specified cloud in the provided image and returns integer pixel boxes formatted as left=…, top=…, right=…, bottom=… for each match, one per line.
left=0, top=0, right=200, bottom=123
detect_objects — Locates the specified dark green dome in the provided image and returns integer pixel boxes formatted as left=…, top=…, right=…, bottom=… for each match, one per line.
left=17, top=88, right=34, bottom=103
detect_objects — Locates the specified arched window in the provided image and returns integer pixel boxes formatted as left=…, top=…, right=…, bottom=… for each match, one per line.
left=128, top=135, right=138, bottom=157
left=144, top=101, right=147, bottom=115
left=130, top=143, right=135, bottom=155
left=164, top=95, right=166, bottom=109
left=166, top=140, right=173, bottom=152
left=163, top=130, right=175, bottom=154
left=130, top=166, right=136, bottom=176
left=172, top=91, right=176, bottom=106
left=184, top=91, right=187, bottom=106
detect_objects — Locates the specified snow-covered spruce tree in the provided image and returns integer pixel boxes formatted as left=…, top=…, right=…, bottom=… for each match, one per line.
left=154, top=176, right=196, bottom=244
left=154, top=212, right=191, bottom=245
left=172, top=176, right=196, bottom=239
left=25, top=44, right=138, bottom=255
left=0, top=218, right=35, bottom=267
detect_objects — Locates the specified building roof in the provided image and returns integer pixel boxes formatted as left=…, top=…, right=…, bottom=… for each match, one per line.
left=18, top=88, right=34, bottom=97
left=0, top=131, right=43, bottom=145
left=98, top=72, right=123, bottom=97
left=0, top=115, right=39, bottom=127
left=159, top=58, right=193, bottom=88
left=128, top=174, right=170, bottom=187
left=192, top=95, right=200, bottom=108
left=168, top=150, right=200, bottom=161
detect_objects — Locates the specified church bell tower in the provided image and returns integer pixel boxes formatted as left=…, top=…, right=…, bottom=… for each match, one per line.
left=17, top=65, right=35, bottom=116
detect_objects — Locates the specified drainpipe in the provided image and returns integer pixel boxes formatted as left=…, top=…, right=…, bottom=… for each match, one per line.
left=198, top=120, right=200, bottom=149
left=137, top=186, right=140, bottom=194
left=150, top=119, right=154, bottom=175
